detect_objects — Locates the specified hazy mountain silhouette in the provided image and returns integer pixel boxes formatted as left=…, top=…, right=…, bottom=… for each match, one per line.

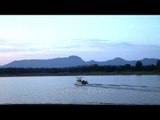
left=2, top=55, right=159, bottom=68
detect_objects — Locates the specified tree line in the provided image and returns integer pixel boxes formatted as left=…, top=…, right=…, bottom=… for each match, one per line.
left=0, top=60, right=160, bottom=75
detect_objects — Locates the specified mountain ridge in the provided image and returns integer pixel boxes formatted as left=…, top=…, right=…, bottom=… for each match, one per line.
left=1, top=55, right=159, bottom=68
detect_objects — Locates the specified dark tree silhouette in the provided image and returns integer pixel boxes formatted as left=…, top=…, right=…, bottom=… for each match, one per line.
left=135, top=61, right=143, bottom=71
left=136, top=61, right=143, bottom=67
left=0, top=63, right=159, bottom=75
left=125, top=64, right=131, bottom=70
left=156, top=60, right=160, bottom=67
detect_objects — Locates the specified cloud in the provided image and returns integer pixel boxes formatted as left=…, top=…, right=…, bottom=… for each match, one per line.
left=101, top=42, right=160, bottom=52
left=37, top=39, right=110, bottom=52
left=55, top=39, right=110, bottom=50
left=0, top=39, right=48, bottom=53
left=73, top=39, right=110, bottom=44
left=96, top=42, right=160, bottom=60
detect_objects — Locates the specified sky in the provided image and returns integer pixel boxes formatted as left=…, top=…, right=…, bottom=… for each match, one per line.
left=0, top=15, right=160, bottom=65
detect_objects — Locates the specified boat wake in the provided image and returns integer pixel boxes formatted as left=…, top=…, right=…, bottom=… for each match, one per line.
left=77, top=83, right=160, bottom=92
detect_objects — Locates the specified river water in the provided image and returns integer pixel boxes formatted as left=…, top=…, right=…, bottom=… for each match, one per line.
left=0, top=75, right=160, bottom=105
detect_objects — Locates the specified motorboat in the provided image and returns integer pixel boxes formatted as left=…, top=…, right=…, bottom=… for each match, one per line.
left=75, top=77, right=89, bottom=86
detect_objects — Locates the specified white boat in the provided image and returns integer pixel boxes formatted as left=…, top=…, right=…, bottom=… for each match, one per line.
left=75, top=77, right=89, bottom=86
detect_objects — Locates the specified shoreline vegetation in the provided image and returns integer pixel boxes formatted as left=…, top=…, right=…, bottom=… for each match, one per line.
left=0, top=72, right=160, bottom=77
left=0, top=62, right=160, bottom=77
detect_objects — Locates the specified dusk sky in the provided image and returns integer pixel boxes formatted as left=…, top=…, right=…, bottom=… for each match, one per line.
left=0, top=15, right=160, bottom=65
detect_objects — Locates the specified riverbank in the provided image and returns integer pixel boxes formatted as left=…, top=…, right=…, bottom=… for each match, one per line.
left=0, top=71, right=160, bottom=77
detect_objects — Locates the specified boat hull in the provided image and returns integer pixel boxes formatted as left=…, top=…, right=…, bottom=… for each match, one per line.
left=74, top=82, right=88, bottom=86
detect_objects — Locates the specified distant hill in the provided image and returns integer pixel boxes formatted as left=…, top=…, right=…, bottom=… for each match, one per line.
left=2, top=55, right=159, bottom=68
left=141, top=58, right=159, bottom=66
left=3, top=56, right=86, bottom=68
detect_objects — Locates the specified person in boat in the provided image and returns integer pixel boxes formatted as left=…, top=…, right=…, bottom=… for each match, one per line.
left=76, top=77, right=88, bottom=84
left=81, top=80, right=88, bottom=84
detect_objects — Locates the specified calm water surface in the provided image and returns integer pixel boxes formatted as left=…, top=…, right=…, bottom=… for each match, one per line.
left=0, top=75, right=160, bottom=105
